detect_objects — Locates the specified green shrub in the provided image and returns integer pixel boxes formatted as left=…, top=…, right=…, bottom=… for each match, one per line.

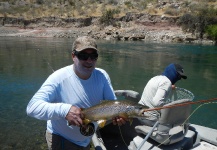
left=36, top=0, right=44, bottom=5
left=124, top=1, right=133, bottom=9
left=206, top=25, right=217, bottom=42
left=164, top=8, right=180, bottom=16
left=178, top=5, right=217, bottom=39
left=178, top=14, right=196, bottom=32
left=99, top=9, right=120, bottom=26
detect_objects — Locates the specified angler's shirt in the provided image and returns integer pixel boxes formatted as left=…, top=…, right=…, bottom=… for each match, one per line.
left=138, top=75, right=172, bottom=119
left=26, top=64, right=116, bottom=147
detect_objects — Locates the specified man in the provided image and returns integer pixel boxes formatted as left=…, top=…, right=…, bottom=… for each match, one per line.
left=26, top=36, right=125, bottom=150
left=138, top=63, right=187, bottom=124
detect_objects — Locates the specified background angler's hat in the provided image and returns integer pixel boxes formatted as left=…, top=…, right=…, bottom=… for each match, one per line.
left=73, top=36, right=98, bottom=52
left=174, top=63, right=187, bottom=79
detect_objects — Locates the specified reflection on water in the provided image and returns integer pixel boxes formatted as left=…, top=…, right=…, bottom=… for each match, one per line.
left=0, top=37, right=217, bottom=149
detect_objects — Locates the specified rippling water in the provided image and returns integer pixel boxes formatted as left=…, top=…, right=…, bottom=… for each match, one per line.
left=0, top=37, right=216, bottom=149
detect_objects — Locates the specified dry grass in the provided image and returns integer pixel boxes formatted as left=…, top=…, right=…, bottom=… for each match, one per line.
left=0, top=0, right=216, bottom=19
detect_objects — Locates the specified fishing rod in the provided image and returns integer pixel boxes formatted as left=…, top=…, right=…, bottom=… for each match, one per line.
left=142, top=98, right=217, bottom=113
left=37, top=49, right=55, bottom=72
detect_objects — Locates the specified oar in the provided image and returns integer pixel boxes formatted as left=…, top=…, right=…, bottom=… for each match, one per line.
left=142, top=98, right=217, bottom=113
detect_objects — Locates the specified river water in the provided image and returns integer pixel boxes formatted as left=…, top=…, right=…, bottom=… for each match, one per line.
left=0, top=37, right=216, bottom=149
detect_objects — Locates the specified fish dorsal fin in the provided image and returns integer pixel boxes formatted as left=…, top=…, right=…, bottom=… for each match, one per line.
left=100, top=100, right=113, bottom=104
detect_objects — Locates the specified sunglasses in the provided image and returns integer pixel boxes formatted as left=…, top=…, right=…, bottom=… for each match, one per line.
left=73, top=50, right=98, bottom=61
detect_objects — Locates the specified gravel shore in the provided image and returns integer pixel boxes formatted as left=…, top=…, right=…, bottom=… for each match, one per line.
left=0, top=25, right=214, bottom=45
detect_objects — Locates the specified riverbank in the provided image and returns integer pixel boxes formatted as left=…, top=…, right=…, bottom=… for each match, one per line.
left=0, top=0, right=216, bottom=45
left=0, top=16, right=214, bottom=45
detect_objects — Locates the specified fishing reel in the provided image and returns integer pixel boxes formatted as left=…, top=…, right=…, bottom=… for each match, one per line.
left=80, top=123, right=95, bottom=136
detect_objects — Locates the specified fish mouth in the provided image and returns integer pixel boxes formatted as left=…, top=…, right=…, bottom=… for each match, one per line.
left=139, top=112, right=145, bottom=117
left=138, top=109, right=147, bottom=117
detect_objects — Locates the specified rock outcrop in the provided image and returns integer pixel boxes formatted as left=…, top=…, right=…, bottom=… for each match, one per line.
left=0, top=13, right=214, bottom=45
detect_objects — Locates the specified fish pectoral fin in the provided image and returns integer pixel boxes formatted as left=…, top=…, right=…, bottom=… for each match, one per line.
left=97, top=120, right=107, bottom=128
left=119, top=113, right=129, bottom=119
left=83, top=118, right=91, bottom=125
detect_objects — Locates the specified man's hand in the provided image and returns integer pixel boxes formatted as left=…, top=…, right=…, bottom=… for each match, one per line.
left=65, top=106, right=84, bottom=127
left=112, top=116, right=128, bottom=126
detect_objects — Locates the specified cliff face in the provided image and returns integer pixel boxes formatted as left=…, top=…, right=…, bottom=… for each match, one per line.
left=0, top=13, right=214, bottom=45
left=0, top=0, right=216, bottom=44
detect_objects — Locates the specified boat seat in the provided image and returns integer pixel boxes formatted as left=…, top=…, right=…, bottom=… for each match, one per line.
left=135, top=98, right=192, bottom=149
left=129, top=129, right=195, bottom=150
left=114, top=90, right=141, bottom=101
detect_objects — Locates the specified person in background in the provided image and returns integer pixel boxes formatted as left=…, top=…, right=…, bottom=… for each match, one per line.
left=26, top=36, right=126, bottom=150
left=138, top=63, right=187, bottom=125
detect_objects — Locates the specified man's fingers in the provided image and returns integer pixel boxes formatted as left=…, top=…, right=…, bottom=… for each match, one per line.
left=68, top=119, right=82, bottom=127
left=118, top=117, right=126, bottom=125
left=112, top=118, right=117, bottom=125
left=112, top=117, right=127, bottom=126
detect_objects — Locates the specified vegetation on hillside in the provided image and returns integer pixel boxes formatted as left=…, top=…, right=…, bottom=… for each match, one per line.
left=206, top=25, right=217, bottom=42
left=0, top=0, right=216, bottom=19
left=0, top=0, right=217, bottom=43
left=178, top=2, right=217, bottom=43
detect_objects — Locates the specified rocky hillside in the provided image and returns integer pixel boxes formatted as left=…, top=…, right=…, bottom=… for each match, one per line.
left=0, top=0, right=216, bottom=44
left=1, top=0, right=216, bottom=19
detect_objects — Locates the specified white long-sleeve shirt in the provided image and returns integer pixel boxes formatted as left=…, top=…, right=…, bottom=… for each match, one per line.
left=26, top=64, right=116, bottom=147
left=138, top=75, right=172, bottom=119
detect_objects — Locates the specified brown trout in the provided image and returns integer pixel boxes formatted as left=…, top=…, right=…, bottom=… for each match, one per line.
left=82, top=100, right=148, bottom=128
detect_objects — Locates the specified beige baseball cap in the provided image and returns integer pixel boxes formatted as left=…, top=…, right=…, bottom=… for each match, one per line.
left=72, top=36, right=98, bottom=52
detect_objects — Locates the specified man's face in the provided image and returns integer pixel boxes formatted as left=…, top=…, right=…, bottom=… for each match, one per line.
left=72, top=49, right=98, bottom=78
